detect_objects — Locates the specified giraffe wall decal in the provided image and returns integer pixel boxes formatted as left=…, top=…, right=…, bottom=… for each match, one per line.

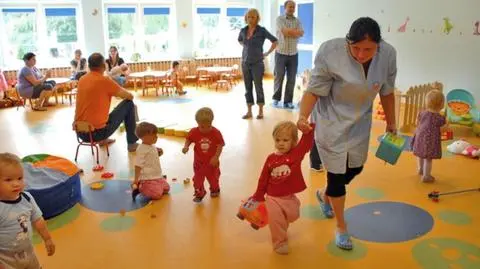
left=443, top=17, right=453, bottom=34
left=397, top=17, right=410, bottom=32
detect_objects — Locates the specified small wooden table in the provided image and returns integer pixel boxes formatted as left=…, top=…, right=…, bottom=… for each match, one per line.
left=50, top=77, right=72, bottom=104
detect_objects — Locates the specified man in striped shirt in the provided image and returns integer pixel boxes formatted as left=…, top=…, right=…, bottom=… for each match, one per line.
left=273, top=0, right=304, bottom=109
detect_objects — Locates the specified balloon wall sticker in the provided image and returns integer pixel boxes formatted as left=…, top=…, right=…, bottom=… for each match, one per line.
left=474, top=21, right=480, bottom=35
left=442, top=17, right=453, bottom=34
left=397, top=17, right=410, bottom=32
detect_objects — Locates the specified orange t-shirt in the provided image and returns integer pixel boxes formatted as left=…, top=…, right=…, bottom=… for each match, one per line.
left=74, top=72, right=121, bottom=129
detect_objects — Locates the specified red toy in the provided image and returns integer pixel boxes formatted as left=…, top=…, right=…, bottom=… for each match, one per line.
left=428, top=188, right=480, bottom=202
left=236, top=198, right=268, bottom=230
left=92, top=165, right=104, bottom=171
left=441, top=129, right=453, bottom=141
left=101, top=172, right=114, bottom=179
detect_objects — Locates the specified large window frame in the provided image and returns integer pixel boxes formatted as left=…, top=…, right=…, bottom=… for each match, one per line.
left=0, top=1, right=84, bottom=70
left=193, top=4, right=250, bottom=58
left=103, top=1, right=177, bottom=63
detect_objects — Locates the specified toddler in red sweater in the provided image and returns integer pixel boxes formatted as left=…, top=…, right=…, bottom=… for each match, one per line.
left=251, top=121, right=314, bottom=254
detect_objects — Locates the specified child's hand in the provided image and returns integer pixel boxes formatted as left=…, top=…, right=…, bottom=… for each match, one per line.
left=210, top=156, right=219, bottom=167
left=131, top=180, right=139, bottom=190
left=157, top=147, right=163, bottom=156
left=44, top=238, right=55, bottom=256
left=182, top=147, right=189, bottom=154
left=297, top=117, right=312, bottom=133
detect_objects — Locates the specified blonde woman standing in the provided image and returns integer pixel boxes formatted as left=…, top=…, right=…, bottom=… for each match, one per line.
left=238, top=8, right=278, bottom=119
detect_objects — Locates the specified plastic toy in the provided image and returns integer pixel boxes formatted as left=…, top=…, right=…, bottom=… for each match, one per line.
left=428, top=188, right=480, bottom=202
left=375, top=133, right=406, bottom=165
left=236, top=198, right=268, bottom=230
left=150, top=214, right=157, bottom=218
left=183, top=178, right=190, bottom=184
left=120, top=209, right=126, bottom=216
left=90, top=182, right=104, bottom=190
left=101, top=172, right=114, bottom=179
left=441, top=129, right=453, bottom=141
left=446, top=140, right=480, bottom=158
left=172, top=178, right=177, bottom=181
left=92, top=165, right=104, bottom=171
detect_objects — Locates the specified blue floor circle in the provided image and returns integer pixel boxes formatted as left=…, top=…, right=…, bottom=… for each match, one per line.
left=345, top=201, right=434, bottom=243
left=376, top=134, right=413, bottom=151
left=80, top=180, right=149, bottom=213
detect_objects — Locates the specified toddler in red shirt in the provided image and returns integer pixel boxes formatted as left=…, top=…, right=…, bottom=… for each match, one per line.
left=251, top=121, right=314, bottom=254
left=182, top=107, right=225, bottom=202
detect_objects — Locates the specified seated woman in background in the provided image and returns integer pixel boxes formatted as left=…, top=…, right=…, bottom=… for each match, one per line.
left=70, top=49, right=87, bottom=80
left=17, top=52, right=56, bottom=111
left=106, top=46, right=125, bottom=71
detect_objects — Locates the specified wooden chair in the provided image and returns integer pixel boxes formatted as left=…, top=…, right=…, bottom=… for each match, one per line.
left=142, top=75, right=159, bottom=96
left=73, top=121, right=109, bottom=164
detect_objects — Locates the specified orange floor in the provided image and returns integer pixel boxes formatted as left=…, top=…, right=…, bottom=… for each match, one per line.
left=0, top=79, right=479, bottom=269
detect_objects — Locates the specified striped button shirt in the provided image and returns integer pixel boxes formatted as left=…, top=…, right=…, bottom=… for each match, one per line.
left=276, top=15, right=303, bottom=55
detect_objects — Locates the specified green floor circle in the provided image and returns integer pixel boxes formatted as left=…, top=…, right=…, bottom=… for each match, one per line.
left=355, top=188, right=385, bottom=200
left=100, top=215, right=136, bottom=232
left=438, top=210, right=472, bottom=226
left=33, top=205, right=81, bottom=244
left=300, top=205, right=327, bottom=220
left=326, top=239, right=368, bottom=260
left=412, top=238, right=480, bottom=269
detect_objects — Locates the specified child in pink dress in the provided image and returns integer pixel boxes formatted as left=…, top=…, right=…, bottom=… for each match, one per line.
left=251, top=121, right=314, bottom=255
left=131, top=122, right=170, bottom=200
left=410, top=90, right=447, bottom=182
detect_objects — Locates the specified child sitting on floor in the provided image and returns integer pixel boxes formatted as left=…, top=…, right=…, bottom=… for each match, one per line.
left=182, top=107, right=224, bottom=202
left=0, top=153, right=55, bottom=268
left=170, top=61, right=186, bottom=95
left=250, top=121, right=314, bottom=255
left=410, top=89, right=448, bottom=183
left=131, top=122, right=170, bottom=200
left=108, top=63, right=129, bottom=86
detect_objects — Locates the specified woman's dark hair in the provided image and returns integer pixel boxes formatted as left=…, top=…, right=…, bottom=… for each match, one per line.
left=108, top=46, right=119, bottom=62
left=23, top=52, right=36, bottom=62
left=346, top=17, right=382, bottom=44
left=172, top=61, right=180, bottom=68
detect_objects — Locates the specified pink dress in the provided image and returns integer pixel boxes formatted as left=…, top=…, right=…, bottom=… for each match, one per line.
left=410, top=111, right=446, bottom=159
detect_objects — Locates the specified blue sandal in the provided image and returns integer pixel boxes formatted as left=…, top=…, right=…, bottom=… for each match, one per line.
left=316, top=190, right=334, bottom=218
left=335, top=232, right=353, bottom=250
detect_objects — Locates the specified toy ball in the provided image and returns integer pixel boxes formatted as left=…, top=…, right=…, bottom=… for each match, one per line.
left=237, top=198, right=268, bottom=230
left=90, top=182, right=104, bottom=190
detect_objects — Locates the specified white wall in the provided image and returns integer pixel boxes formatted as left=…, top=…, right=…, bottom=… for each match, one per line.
left=80, top=0, right=105, bottom=55
left=269, top=0, right=480, bottom=100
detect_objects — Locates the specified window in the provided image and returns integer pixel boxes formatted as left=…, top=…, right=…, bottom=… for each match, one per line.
left=104, top=4, right=176, bottom=62
left=0, top=2, right=83, bottom=69
left=44, top=8, right=79, bottom=66
left=142, top=7, right=171, bottom=60
left=194, top=8, right=221, bottom=57
left=106, top=7, right=136, bottom=62
left=224, top=7, right=247, bottom=57
left=1, top=8, right=37, bottom=68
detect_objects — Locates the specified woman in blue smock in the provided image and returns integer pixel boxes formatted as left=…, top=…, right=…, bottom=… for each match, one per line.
left=297, top=17, right=397, bottom=250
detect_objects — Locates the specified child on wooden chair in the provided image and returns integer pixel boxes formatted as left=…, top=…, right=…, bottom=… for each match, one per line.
left=410, top=89, right=448, bottom=182
left=182, top=107, right=224, bottom=202
left=131, top=122, right=170, bottom=200
left=250, top=121, right=314, bottom=255
left=170, top=61, right=186, bottom=95
left=0, top=153, right=55, bottom=268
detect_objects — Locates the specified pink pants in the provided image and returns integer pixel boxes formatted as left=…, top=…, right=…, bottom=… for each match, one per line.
left=193, top=162, right=220, bottom=197
left=139, top=179, right=170, bottom=200
left=265, top=194, right=300, bottom=249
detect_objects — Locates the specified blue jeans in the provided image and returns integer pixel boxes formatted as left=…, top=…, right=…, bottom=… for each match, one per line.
left=273, top=53, right=298, bottom=104
left=77, top=100, right=138, bottom=144
left=242, top=61, right=265, bottom=105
